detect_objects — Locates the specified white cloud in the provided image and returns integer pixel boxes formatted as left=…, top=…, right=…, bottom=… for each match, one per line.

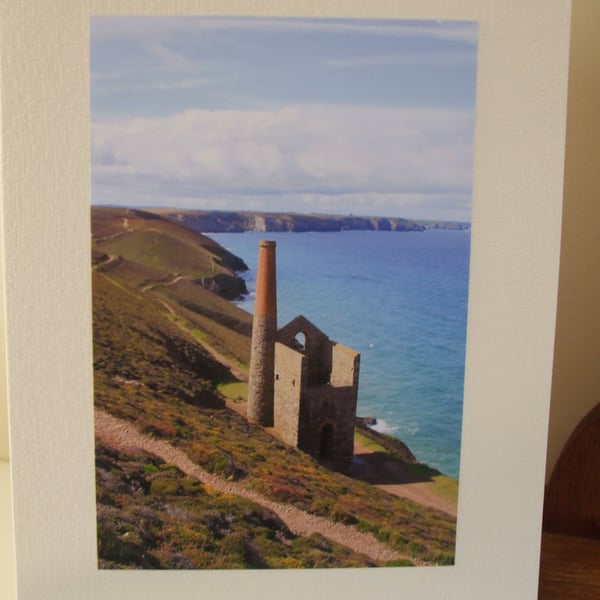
left=91, top=104, right=474, bottom=219
left=89, top=17, right=477, bottom=220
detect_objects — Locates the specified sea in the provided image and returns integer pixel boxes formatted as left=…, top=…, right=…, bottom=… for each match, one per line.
left=207, top=229, right=470, bottom=479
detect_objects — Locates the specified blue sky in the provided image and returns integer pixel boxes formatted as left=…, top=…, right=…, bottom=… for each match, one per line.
left=90, top=17, right=478, bottom=221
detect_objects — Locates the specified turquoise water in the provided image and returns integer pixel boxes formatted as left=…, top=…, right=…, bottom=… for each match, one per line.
left=208, top=230, right=470, bottom=479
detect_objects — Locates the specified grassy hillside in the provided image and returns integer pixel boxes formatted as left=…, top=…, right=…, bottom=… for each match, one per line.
left=91, top=206, right=457, bottom=569
left=93, top=206, right=248, bottom=298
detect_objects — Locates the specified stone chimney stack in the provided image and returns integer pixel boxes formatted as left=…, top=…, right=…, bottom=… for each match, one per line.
left=247, top=240, right=277, bottom=426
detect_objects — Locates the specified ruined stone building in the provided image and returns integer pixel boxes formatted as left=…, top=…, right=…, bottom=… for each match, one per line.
left=247, top=240, right=360, bottom=473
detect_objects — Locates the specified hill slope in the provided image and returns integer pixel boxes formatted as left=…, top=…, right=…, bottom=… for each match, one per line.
left=93, top=206, right=249, bottom=299
left=91, top=206, right=457, bottom=569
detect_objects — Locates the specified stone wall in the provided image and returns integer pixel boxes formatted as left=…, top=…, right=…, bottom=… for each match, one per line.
left=277, top=316, right=332, bottom=385
left=299, top=383, right=358, bottom=473
left=273, top=342, right=305, bottom=447
left=273, top=316, right=360, bottom=473
left=330, top=343, right=360, bottom=388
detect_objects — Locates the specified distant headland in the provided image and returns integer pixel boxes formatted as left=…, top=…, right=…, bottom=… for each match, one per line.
left=146, top=208, right=470, bottom=234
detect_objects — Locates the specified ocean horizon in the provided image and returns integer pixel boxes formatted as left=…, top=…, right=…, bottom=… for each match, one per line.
left=208, top=229, right=470, bottom=479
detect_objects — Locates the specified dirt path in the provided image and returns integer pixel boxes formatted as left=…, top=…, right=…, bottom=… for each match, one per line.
left=95, top=410, right=419, bottom=565
left=141, top=275, right=185, bottom=293
left=157, top=299, right=248, bottom=382
left=377, top=482, right=457, bottom=517
left=92, top=254, right=120, bottom=270
left=352, top=440, right=457, bottom=518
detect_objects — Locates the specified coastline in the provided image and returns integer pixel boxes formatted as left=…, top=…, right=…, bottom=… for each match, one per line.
left=147, top=207, right=470, bottom=235
left=352, top=436, right=458, bottom=518
left=213, top=228, right=466, bottom=479
left=227, top=398, right=458, bottom=518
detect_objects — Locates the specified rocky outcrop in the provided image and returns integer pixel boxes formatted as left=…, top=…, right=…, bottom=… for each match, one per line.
left=355, top=417, right=419, bottom=465
left=417, top=220, right=471, bottom=231
left=196, top=273, right=248, bottom=301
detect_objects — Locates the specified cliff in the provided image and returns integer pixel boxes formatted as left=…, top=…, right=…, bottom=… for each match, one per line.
left=150, top=209, right=428, bottom=233
left=416, top=220, right=471, bottom=231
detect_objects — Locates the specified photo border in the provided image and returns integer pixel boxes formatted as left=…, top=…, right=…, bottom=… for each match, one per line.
left=1, top=1, right=571, bottom=598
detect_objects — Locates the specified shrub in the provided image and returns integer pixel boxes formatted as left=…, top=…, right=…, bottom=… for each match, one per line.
left=149, top=477, right=181, bottom=496
left=142, top=421, right=177, bottom=438
left=143, top=463, right=160, bottom=476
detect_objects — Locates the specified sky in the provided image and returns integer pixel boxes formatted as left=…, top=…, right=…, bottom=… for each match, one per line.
left=90, top=17, right=478, bottom=221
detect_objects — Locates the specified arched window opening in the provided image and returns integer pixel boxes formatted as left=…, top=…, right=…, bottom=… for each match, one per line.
left=295, top=332, right=306, bottom=350
left=319, top=424, right=334, bottom=460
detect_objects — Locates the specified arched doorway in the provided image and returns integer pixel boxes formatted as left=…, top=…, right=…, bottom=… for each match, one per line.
left=319, top=423, right=334, bottom=460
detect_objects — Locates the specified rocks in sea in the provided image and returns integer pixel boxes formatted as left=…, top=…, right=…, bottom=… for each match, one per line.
left=356, top=416, right=377, bottom=427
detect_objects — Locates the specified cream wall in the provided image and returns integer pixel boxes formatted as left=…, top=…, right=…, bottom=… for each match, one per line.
left=0, top=151, right=7, bottom=462
left=2, top=4, right=597, bottom=483
left=6, top=0, right=597, bottom=478
left=544, top=0, right=600, bottom=482
left=0, top=1, right=595, bottom=598
left=0, top=0, right=594, bottom=495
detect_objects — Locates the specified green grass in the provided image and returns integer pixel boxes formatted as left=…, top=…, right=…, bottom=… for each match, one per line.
left=97, top=229, right=220, bottom=278
left=428, top=476, right=459, bottom=505
left=217, top=381, right=248, bottom=402
left=92, top=206, right=248, bottom=293
left=154, top=280, right=251, bottom=366
left=355, top=430, right=386, bottom=452
left=355, top=426, right=459, bottom=507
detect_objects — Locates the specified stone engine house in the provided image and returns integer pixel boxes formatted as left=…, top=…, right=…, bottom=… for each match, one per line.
left=247, top=240, right=360, bottom=473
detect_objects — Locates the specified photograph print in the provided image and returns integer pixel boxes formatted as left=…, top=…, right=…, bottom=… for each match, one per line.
left=90, top=16, right=478, bottom=569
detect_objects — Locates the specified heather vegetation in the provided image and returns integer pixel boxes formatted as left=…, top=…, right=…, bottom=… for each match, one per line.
left=96, top=445, right=379, bottom=569
left=92, top=206, right=457, bottom=569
